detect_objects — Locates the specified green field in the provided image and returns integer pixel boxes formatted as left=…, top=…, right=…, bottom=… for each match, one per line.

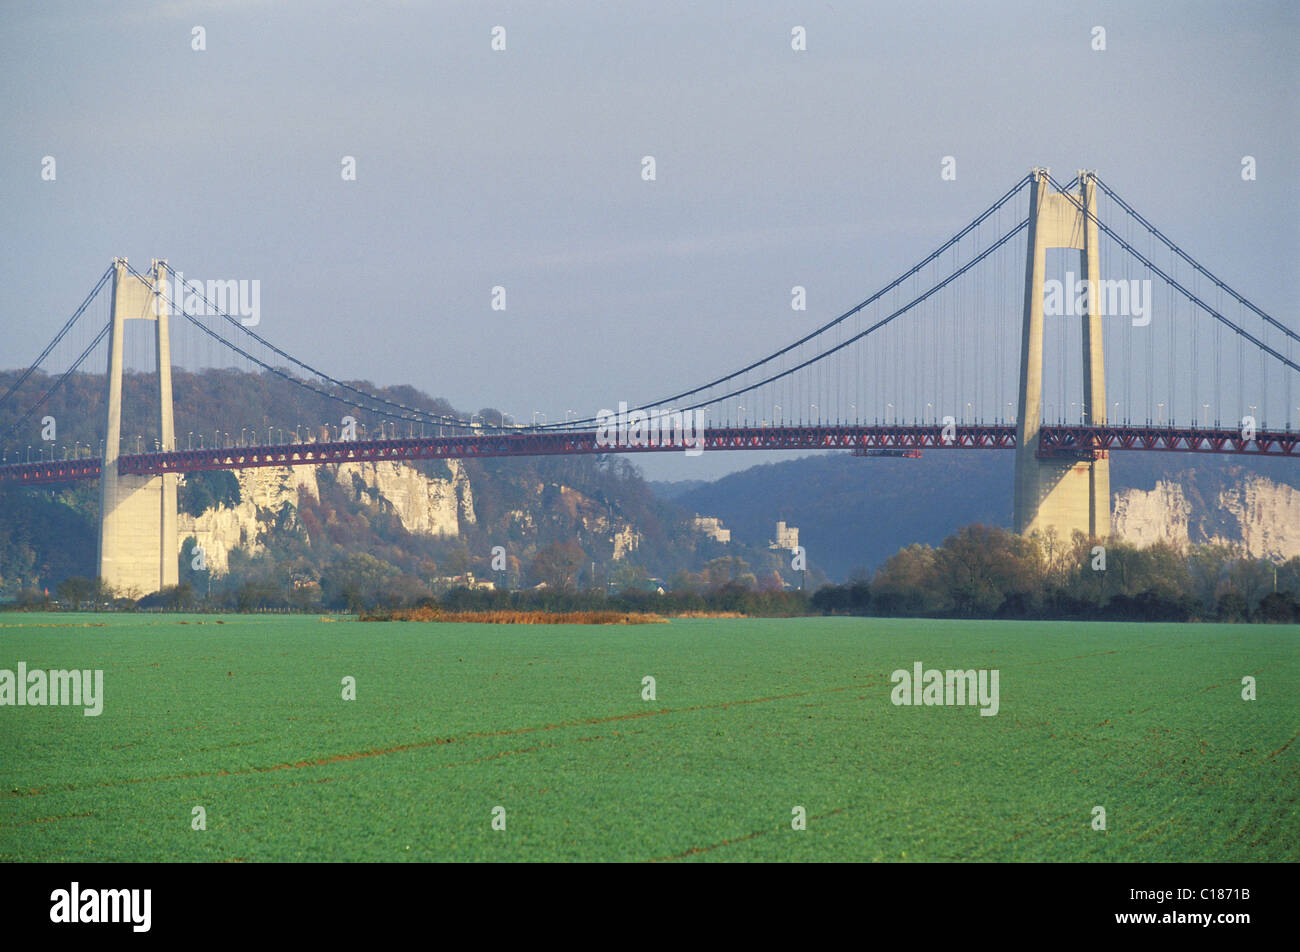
left=1, top=613, right=1296, bottom=862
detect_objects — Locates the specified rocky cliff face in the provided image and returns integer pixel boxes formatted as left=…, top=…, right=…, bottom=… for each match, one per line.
left=177, top=466, right=319, bottom=575
left=177, top=459, right=475, bottom=575
left=611, top=524, right=640, bottom=561
left=334, top=460, right=475, bottom=536
left=173, top=459, right=650, bottom=576
left=1113, top=473, right=1300, bottom=560
left=550, top=484, right=641, bottom=561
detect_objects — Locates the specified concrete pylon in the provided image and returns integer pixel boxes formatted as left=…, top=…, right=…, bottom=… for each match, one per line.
left=97, top=259, right=179, bottom=597
left=1013, top=170, right=1111, bottom=541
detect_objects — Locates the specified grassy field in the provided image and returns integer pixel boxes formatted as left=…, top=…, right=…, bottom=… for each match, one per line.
left=0, top=613, right=1296, bottom=862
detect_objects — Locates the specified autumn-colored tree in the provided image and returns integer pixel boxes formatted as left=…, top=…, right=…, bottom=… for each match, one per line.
left=933, top=524, right=1042, bottom=617
left=872, top=544, right=943, bottom=615
left=56, top=575, right=98, bottom=610
left=530, top=541, right=587, bottom=590
left=700, top=556, right=753, bottom=589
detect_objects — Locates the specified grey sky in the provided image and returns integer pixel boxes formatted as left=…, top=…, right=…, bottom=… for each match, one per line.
left=1, top=0, right=1295, bottom=479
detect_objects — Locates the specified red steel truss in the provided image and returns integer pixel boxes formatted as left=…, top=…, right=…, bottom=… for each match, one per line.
left=0, top=424, right=1294, bottom=486
left=0, top=457, right=104, bottom=484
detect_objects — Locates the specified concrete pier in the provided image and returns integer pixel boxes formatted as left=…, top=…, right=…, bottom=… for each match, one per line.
left=96, top=259, right=179, bottom=597
left=1013, top=170, right=1110, bottom=540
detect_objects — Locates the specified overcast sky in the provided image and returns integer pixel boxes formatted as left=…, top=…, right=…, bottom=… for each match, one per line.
left=2, top=0, right=1295, bottom=479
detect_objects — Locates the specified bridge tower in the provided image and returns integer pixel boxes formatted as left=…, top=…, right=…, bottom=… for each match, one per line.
left=96, top=258, right=179, bottom=597
left=1013, top=169, right=1110, bottom=540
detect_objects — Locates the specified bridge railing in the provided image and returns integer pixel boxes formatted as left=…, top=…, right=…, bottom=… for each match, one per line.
left=1, top=423, right=1295, bottom=486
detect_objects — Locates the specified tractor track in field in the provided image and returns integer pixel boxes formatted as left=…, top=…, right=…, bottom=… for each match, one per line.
left=1131, top=664, right=1273, bottom=717
left=650, top=806, right=855, bottom=862
left=1268, top=729, right=1300, bottom=760
left=1, top=682, right=874, bottom=800
left=0, top=810, right=97, bottom=827
left=1019, top=637, right=1249, bottom=669
left=237, top=720, right=705, bottom=797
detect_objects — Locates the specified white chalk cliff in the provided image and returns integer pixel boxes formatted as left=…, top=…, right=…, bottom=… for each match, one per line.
left=177, top=459, right=475, bottom=575
left=1113, top=473, right=1300, bottom=560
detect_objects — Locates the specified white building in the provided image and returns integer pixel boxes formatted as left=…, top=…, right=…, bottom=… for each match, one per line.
left=772, top=521, right=799, bottom=551
left=693, top=515, right=731, bottom=544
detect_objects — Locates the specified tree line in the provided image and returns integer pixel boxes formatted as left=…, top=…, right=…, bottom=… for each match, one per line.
left=813, top=525, right=1300, bottom=623
left=8, top=523, right=1299, bottom=624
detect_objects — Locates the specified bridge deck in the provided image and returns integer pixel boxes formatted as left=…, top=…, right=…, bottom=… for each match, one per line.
left=2, top=424, right=1294, bottom=486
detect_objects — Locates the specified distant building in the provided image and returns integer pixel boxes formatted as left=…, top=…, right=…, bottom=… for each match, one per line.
left=693, top=515, right=731, bottom=544
left=434, top=572, right=495, bottom=591
left=771, top=521, right=799, bottom=552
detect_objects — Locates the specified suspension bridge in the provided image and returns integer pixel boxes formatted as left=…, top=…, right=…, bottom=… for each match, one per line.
left=1, top=168, right=1296, bottom=596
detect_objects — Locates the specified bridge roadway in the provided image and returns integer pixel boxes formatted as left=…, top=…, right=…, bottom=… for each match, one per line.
left=1, top=423, right=1295, bottom=487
